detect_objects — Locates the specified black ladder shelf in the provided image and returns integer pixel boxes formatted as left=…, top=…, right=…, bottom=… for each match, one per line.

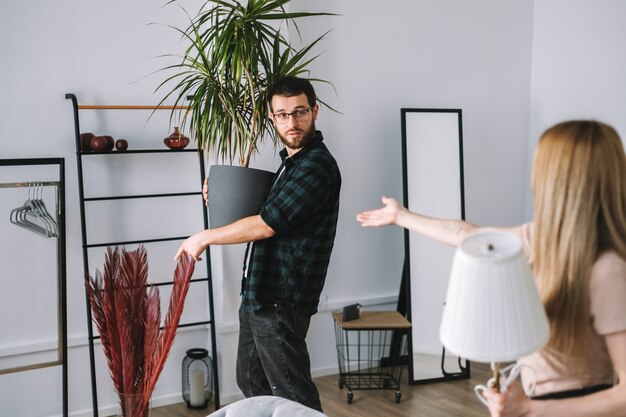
left=65, top=93, right=220, bottom=416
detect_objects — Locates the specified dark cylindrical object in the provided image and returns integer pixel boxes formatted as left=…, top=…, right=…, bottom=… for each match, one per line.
left=80, top=132, right=94, bottom=151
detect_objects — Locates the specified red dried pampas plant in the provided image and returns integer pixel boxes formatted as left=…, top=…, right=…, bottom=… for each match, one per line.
left=86, top=245, right=195, bottom=417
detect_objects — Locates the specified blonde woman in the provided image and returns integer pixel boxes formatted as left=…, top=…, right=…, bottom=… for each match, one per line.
left=357, top=121, right=626, bottom=416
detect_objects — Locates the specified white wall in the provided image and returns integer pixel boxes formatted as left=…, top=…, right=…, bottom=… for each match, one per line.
left=11, top=1, right=621, bottom=416
left=525, top=0, right=626, bottom=217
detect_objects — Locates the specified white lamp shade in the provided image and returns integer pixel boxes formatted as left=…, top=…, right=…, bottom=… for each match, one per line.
left=439, top=231, right=549, bottom=363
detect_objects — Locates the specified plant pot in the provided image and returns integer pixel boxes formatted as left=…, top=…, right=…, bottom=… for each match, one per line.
left=207, top=165, right=275, bottom=228
left=117, top=392, right=151, bottom=417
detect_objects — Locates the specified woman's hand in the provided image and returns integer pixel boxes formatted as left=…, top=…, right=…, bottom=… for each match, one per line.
left=202, top=177, right=208, bottom=207
left=357, top=195, right=483, bottom=246
left=483, top=382, right=533, bottom=417
left=356, top=196, right=403, bottom=227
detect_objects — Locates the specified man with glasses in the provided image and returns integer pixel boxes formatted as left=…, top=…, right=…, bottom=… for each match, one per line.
left=176, top=76, right=341, bottom=412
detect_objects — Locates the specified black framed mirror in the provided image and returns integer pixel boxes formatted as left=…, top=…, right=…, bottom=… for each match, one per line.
left=400, top=108, right=470, bottom=384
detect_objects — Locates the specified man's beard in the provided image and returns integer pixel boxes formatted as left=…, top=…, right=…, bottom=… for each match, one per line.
left=278, top=122, right=316, bottom=151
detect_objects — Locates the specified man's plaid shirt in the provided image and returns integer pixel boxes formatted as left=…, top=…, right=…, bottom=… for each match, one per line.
left=241, top=131, right=341, bottom=314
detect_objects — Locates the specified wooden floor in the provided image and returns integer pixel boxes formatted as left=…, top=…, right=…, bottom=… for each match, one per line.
left=152, top=362, right=493, bottom=417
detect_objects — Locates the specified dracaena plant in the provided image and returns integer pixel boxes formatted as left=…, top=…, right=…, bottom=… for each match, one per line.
left=85, top=246, right=195, bottom=417
left=155, top=0, right=335, bottom=167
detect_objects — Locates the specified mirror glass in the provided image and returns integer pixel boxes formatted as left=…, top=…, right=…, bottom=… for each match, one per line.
left=401, top=109, right=469, bottom=383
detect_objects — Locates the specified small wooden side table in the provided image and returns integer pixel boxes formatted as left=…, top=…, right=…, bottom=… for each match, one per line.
left=332, top=311, right=412, bottom=404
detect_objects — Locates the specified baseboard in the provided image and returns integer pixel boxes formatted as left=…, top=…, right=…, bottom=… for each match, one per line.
left=61, top=392, right=199, bottom=417
left=311, top=364, right=340, bottom=379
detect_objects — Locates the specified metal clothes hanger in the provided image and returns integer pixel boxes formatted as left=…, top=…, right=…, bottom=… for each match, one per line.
left=33, top=182, right=58, bottom=236
left=9, top=182, right=58, bottom=238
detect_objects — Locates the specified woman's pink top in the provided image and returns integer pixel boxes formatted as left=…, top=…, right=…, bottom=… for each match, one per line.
left=517, top=223, right=626, bottom=395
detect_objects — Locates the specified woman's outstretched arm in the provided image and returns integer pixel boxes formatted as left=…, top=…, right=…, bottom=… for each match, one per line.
left=356, top=195, right=479, bottom=247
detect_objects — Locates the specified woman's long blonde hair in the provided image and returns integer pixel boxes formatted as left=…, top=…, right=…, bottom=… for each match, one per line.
left=532, top=120, right=626, bottom=367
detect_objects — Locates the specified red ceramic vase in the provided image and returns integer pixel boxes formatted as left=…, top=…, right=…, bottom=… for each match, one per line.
left=163, top=127, right=190, bottom=149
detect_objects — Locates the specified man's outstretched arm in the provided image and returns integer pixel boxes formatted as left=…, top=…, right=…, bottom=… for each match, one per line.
left=175, top=215, right=275, bottom=261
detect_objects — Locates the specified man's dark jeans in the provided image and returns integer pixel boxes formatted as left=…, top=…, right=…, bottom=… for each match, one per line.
left=236, top=301, right=322, bottom=412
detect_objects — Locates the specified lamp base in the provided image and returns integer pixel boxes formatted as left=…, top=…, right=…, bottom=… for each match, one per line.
left=489, top=362, right=501, bottom=392
left=474, top=362, right=502, bottom=407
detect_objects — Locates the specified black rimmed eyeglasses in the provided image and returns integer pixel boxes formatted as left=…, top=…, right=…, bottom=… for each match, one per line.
left=272, top=107, right=312, bottom=125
